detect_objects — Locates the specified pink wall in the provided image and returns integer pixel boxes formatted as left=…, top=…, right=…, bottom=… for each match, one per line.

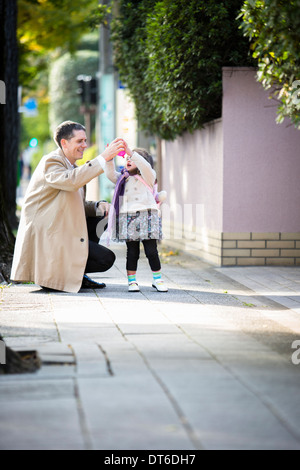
left=162, top=118, right=223, bottom=233
left=162, top=68, right=300, bottom=237
left=222, top=67, right=300, bottom=232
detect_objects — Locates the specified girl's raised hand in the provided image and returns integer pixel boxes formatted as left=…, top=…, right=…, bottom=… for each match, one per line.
left=123, top=140, right=133, bottom=157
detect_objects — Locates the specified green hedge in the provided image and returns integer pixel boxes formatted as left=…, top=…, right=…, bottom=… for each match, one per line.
left=112, top=0, right=254, bottom=140
left=49, top=49, right=99, bottom=132
left=239, top=0, right=300, bottom=128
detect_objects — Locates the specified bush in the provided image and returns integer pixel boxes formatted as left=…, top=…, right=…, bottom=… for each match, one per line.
left=49, top=49, right=99, bottom=133
left=112, top=0, right=254, bottom=140
left=239, top=0, right=300, bottom=128
left=21, top=99, right=50, bottom=152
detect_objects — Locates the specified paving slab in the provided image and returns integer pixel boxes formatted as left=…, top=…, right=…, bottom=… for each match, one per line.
left=218, top=266, right=300, bottom=314
left=1, top=245, right=300, bottom=450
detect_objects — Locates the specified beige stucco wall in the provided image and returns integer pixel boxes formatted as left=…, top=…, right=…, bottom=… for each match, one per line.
left=161, top=118, right=223, bottom=230
left=222, top=67, right=300, bottom=233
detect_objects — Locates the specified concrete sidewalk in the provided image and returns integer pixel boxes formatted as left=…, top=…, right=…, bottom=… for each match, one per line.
left=1, top=244, right=300, bottom=450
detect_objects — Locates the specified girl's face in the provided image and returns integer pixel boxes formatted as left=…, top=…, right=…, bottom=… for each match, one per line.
left=126, top=156, right=137, bottom=174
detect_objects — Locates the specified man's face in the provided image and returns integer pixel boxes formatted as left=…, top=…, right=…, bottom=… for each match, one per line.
left=61, top=130, right=88, bottom=164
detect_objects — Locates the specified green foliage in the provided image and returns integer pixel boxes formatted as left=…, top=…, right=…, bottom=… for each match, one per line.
left=22, top=32, right=99, bottom=173
left=112, top=0, right=254, bottom=140
left=21, top=100, right=50, bottom=151
left=20, top=32, right=99, bottom=171
left=239, top=0, right=300, bottom=128
left=18, top=1, right=107, bottom=172
left=49, top=49, right=99, bottom=132
left=30, top=140, right=56, bottom=173
left=18, top=0, right=108, bottom=89
left=77, top=32, right=100, bottom=52
left=85, top=3, right=112, bottom=30
left=112, top=0, right=157, bottom=135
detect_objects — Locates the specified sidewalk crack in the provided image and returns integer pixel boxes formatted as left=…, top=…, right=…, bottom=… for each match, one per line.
left=73, top=378, right=94, bottom=450
left=128, top=340, right=205, bottom=451
left=98, top=344, right=114, bottom=377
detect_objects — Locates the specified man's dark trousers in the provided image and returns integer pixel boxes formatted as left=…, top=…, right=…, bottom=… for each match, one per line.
left=85, top=217, right=116, bottom=274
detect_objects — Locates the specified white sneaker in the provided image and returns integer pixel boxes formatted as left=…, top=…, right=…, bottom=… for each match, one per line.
left=128, top=282, right=140, bottom=292
left=152, top=279, right=168, bottom=292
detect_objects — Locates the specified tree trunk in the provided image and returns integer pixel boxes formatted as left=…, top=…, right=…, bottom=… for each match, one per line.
left=1, top=0, right=19, bottom=230
left=0, top=0, right=18, bottom=282
left=0, top=188, right=15, bottom=283
left=0, top=1, right=36, bottom=374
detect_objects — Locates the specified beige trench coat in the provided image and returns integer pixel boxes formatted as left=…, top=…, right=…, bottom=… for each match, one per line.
left=11, top=148, right=104, bottom=293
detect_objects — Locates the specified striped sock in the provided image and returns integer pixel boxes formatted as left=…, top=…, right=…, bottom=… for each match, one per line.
left=153, top=271, right=162, bottom=282
left=128, top=274, right=137, bottom=284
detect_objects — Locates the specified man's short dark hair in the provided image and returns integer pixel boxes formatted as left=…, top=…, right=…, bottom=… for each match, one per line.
left=54, top=121, right=86, bottom=149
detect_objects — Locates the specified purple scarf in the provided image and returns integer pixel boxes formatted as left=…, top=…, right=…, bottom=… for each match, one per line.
left=106, top=168, right=129, bottom=244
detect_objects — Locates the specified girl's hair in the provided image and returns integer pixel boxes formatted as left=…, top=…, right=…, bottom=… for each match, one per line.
left=133, top=148, right=154, bottom=169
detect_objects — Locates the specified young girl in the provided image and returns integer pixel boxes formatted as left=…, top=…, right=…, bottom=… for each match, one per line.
left=105, top=143, right=168, bottom=292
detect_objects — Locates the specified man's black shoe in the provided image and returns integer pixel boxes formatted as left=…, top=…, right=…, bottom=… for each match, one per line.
left=40, top=286, right=61, bottom=293
left=81, top=274, right=106, bottom=290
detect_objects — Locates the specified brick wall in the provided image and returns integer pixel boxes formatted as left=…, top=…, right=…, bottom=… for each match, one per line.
left=162, top=229, right=300, bottom=267
left=222, top=233, right=300, bottom=266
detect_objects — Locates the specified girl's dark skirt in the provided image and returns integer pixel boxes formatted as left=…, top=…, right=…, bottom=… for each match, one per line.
left=112, top=209, right=163, bottom=242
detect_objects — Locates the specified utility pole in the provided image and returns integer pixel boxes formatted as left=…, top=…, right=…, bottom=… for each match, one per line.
left=77, top=75, right=97, bottom=146
left=98, top=0, right=116, bottom=199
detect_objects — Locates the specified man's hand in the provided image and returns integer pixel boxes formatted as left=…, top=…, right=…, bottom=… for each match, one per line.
left=97, top=201, right=110, bottom=218
left=102, top=138, right=125, bottom=162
